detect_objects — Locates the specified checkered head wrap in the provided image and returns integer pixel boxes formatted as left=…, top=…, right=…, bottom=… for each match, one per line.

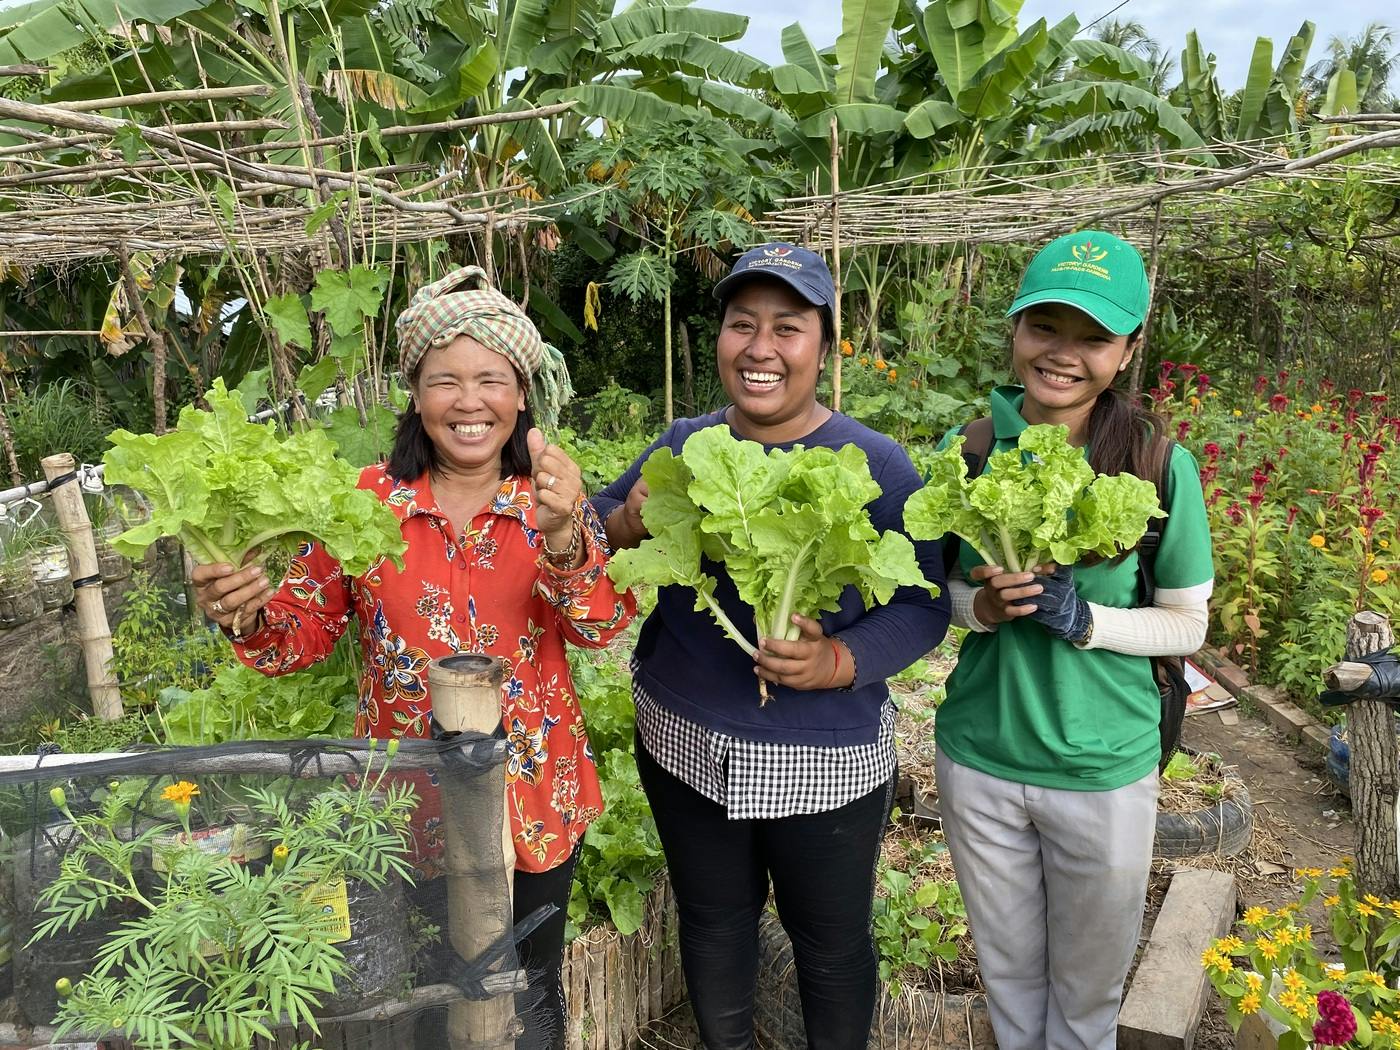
left=396, top=265, right=573, bottom=430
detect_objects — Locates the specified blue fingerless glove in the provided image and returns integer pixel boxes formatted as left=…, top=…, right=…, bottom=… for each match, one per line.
left=1014, top=565, right=1093, bottom=644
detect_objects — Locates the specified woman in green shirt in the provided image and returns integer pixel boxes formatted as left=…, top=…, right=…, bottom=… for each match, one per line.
left=937, top=231, right=1214, bottom=1050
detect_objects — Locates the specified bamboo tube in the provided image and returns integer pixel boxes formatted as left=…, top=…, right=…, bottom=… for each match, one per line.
left=427, top=653, right=516, bottom=1050
left=39, top=453, right=121, bottom=720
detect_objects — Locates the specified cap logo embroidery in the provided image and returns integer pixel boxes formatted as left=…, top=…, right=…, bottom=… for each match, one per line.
left=763, top=246, right=795, bottom=258
left=1050, top=238, right=1112, bottom=281
left=746, top=245, right=805, bottom=273
left=1071, top=239, right=1108, bottom=263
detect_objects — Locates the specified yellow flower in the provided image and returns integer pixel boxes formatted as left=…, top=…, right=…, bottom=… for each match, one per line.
left=1278, top=989, right=1307, bottom=1018
left=1209, top=390, right=1219, bottom=397
left=1310, top=534, right=1327, bottom=549
left=1274, top=926, right=1294, bottom=946
left=1244, top=906, right=1271, bottom=926
left=840, top=339, right=854, bottom=357
left=1312, top=403, right=1324, bottom=414
left=1325, top=895, right=1342, bottom=907
left=1359, top=902, right=1379, bottom=917
left=1202, top=947, right=1223, bottom=969
left=1189, top=396, right=1202, bottom=408
left=874, top=358, right=888, bottom=371
left=1233, top=408, right=1243, bottom=416
left=1224, top=936, right=1247, bottom=953
left=1388, top=900, right=1400, bottom=916
left=1326, top=963, right=1347, bottom=979
left=161, top=781, right=199, bottom=806
left=1256, top=937, right=1279, bottom=960
left=909, top=379, right=920, bottom=389
left=1299, top=924, right=1312, bottom=941
left=1246, top=972, right=1265, bottom=992
left=1363, top=970, right=1387, bottom=987
left=1382, top=539, right=1391, bottom=550
left=859, top=355, right=870, bottom=366
left=1239, top=991, right=1262, bottom=1014
left=1366, top=894, right=1384, bottom=907
left=1373, top=568, right=1390, bottom=585
left=1282, top=969, right=1307, bottom=992
left=1297, top=867, right=1325, bottom=878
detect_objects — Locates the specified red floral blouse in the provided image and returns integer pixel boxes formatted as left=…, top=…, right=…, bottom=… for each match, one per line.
left=230, top=464, right=636, bottom=874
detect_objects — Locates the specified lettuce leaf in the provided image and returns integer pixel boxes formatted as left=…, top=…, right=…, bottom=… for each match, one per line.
left=103, top=378, right=407, bottom=577
left=904, top=423, right=1162, bottom=572
left=607, top=426, right=936, bottom=663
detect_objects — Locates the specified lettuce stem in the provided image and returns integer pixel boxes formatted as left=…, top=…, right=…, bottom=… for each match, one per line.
left=770, top=537, right=818, bottom=641
left=180, top=527, right=230, bottom=566
left=701, top=595, right=758, bottom=658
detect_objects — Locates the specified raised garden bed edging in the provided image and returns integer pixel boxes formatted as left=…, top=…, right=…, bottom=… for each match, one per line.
left=1192, top=650, right=1332, bottom=756
left=563, top=876, right=686, bottom=1050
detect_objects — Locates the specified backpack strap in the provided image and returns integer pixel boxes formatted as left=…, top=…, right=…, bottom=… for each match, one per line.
left=942, top=417, right=997, bottom=577
left=1136, top=437, right=1176, bottom=606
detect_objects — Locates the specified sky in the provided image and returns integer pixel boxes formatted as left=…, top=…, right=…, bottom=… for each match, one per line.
left=707, top=0, right=1397, bottom=94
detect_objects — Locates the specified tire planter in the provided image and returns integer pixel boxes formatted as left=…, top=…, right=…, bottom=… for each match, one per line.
left=1153, top=753, right=1253, bottom=859
left=754, top=914, right=996, bottom=1050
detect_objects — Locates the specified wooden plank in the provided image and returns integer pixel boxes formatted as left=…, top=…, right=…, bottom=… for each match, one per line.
left=566, top=937, right=586, bottom=1050
left=617, top=934, right=638, bottom=1048
left=1235, top=1012, right=1279, bottom=1049
left=604, top=940, right=623, bottom=1050
left=1117, top=868, right=1237, bottom=1050
left=585, top=936, right=606, bottom=1050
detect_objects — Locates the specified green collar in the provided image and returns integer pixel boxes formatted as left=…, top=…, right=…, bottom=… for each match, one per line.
left=990, top=385, right=1029, bottom=441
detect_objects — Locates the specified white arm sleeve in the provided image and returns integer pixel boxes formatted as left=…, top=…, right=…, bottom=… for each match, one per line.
left=1079, top=587, right=1211, bottom=657
left=947, top=571, right=995, bottom=633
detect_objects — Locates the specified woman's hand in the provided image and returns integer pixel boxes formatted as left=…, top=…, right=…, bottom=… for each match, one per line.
left=192, top=557, right=275, bottom=638
left=754, top=614, right=855, bottom=691
left=606, top=477, right=650, bottom=551
left=968, top=563, right=1047, bottom=626
left=528, top=427, right=584, bottom=552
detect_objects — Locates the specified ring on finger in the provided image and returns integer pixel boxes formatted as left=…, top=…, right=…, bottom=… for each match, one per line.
left=544, top=473, right=556, bottom=490
left=212, top=599, right=225, bottom=614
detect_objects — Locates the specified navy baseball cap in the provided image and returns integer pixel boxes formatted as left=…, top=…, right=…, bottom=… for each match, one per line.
left=712, top=242, right=836, bottom=311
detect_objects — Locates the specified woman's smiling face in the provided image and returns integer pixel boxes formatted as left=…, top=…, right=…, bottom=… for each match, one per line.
left=716, top=278, right=829, bottom=442
left=1011, top=302, right=1136, bottom=416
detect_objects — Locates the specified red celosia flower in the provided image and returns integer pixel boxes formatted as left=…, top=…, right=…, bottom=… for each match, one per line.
left=1159, top=361, right=1176, bottom=381
left=1208, top=487, right=1225, bottom=505
left=1321, top=379, right=1335, bottom=394
left=1270, top=394, right=1289, bottom=413
left=1226, top=502, right=1245, bottom=524
left=1330, top=422, right=1341, bottom=433
left=1255, top=375, right=1270, bottom=395
left=1251, top=470, right=1270, bottom=489
left=1372, top=394, right=1389, bottom=406
left=1349, top=388, right=1365, bottom=404
left=1361, top=506, right=1385, bottom=526
left=1203, top=442, right=1222, bottom=459
left=1278, top=370, right=1290, bottom=383
left=1237, top=432, right=1248, bottom=450
left=1162, top=379, right=1177, bottom=393
left=1178, top=363, right=1198, bottom=376
left=1200, top=466, right=1219, bottom=486
left=1176, top=419, right=1191, bottom=440
left=1286, top=506, right=1299, bottom=526
left=1313, top=990, right=1357, bottom=1046
left=1196, top=373, right=1211, bottom=391
left=1278, top=446, right=1289, bottom=459
left=1247, top=492, right=1266, bottom=510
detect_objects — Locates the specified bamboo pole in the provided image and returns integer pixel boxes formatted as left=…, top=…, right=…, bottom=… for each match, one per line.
left=116, top=244, right=169, bottom=435
left=828, top=116, right=843, bottom=413
left=427, top=654, right=516, bottom=1050
left=39, top=453, right=121, bottom=721
left=50, top=84, right=274, bottom=111
left=1338, top=611, right=1399, bottom=898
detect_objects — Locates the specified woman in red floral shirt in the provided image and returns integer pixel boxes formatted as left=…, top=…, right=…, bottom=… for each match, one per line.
left=191, top=267, right=636, bottom=1049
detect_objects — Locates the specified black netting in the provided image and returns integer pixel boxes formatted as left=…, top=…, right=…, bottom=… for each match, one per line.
left=0, top=735, right=548, bottom=1049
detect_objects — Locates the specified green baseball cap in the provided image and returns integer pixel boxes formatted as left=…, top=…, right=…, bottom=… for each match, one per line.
left=1006, top=230, right=1149, bottom=335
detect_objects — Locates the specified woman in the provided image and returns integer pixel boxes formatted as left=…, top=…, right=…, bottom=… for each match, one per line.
left=192, top=266, right=636, bottom=1049
left=594, top=243, right=949, bottom=1050
left=937, top=231, right=1214, bottom=1050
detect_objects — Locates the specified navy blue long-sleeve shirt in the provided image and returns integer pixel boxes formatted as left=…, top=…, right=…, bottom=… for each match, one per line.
left=592, top=409, right=950, bottom=747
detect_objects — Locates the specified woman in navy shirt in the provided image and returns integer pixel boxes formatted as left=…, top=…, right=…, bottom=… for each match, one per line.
left=594, top=243, right=948, bottom=1050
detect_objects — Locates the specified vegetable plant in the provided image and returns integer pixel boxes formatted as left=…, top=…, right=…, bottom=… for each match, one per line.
left=102, top=379, right=406, bottom=583
left=35, top=750, right=416, bottom=1049
left=904, top=423, right=1163, bottom=572
left=606, top=426, right=935, bottom=701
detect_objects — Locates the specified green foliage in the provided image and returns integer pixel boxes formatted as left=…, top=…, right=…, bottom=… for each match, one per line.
left=567, top=748, right=665, bottom=937
left=103, top=379, right=406, bottom=577
left=608, top=427, right=935, bottom=660
left=110, top=570, right=234, bottom=709
left=37, top=756, right=417, bottom=1049
left=872, top=838, right=969, bottom=998
left=3, top=380, right=113, bottom=483
left=155, top=657, right=359, bottom=746
left=51, top=712, right=151, bottom=753
left=904, top=424, right=1163, bottom=572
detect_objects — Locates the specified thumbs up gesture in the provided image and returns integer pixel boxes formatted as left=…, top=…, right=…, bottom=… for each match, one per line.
left=527, top=427, right=583, bottom=555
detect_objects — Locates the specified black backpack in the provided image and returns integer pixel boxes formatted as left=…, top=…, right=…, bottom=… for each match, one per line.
left=944, top=419, right=1188, bottom=769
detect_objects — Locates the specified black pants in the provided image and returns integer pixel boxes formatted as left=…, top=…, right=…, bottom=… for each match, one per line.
left=636, top=738, right=893, bottom=1050
left=514, top=845, right=580, bottom=1050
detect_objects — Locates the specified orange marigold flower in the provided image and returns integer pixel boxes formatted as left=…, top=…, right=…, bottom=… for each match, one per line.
left=840, top=339, right=855, bottom=357
left=859, top=355, right=870, bottom=366
left=161, top=781, right=199, bottom=806
left=874, top=358, right=888, bottom=371
left=887, top=371, right=898, bottom=384
left=1310, top=534, right=1327, bottom=549
left=1373, top=568, right=1390, bottom=585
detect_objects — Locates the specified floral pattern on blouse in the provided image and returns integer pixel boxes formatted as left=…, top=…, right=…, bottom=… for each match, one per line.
left=230, top=465, right=636, bottom=874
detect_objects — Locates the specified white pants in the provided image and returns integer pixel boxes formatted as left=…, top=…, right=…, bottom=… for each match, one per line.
left=936, top=747, right=1158, bottom=1050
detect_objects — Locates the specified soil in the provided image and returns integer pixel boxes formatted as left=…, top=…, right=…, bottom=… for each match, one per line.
left=635, top=702, right=1356, bottom=1050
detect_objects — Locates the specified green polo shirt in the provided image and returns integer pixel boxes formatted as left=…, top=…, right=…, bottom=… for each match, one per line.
left=936, top=386, right=1215, bottom=791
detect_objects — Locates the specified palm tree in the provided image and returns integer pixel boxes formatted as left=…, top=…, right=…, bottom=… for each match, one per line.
left=1093, top=18, right=1175, bottom=92
left=1304, top=22, right=1398, bottom=112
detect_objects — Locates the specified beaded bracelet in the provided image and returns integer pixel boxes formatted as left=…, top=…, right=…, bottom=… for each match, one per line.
left=544, top=519, right=582, bottom=567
